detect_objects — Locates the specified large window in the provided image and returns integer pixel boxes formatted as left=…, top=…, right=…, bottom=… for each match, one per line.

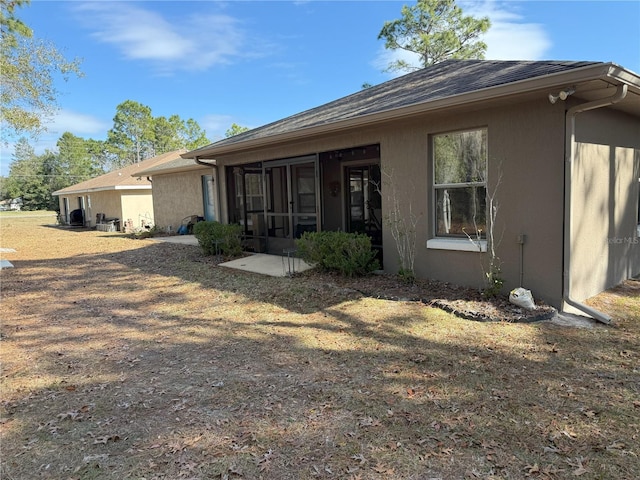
left=433, top=128, right=487, bottom=238
left=637, top=176, right=640, bottom=237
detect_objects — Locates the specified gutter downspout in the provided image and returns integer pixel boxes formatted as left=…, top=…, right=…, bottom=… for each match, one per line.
left=194, top=156, right=216, bottom=169
left=563, top=84, right=628, bottom=324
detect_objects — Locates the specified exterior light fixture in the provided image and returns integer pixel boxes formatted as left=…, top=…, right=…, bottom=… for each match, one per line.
left=548, top=87, right=576, bottom=104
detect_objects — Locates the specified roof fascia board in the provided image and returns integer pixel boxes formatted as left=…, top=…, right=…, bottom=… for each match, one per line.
left=605, top=64, right=640, bottom=94
left=53, top=185, right=151, bottom=196
left=114, top=185, right=151, bottom=190
left=187, top=62, right=638, bottom=158
left=136, top=165, right=211, bottom=177
left=53, top=187, right=117, bottom=196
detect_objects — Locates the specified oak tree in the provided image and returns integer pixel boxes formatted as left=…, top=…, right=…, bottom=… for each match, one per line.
left=0, top=0, right=82, bottom=140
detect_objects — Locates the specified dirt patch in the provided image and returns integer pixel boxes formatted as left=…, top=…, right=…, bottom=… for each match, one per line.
left=1, top=216, right=639, bottom=480
left=308, top=271, right=557, bottom=323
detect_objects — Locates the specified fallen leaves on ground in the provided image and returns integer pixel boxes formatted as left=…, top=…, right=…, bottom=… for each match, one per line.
left=1, top=217, right=638, bottom=479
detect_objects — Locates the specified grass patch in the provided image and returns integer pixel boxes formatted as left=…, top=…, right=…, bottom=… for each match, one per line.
left=0, top=209, right=57, bottom=218
left=1, top=216, right=638, bottom=479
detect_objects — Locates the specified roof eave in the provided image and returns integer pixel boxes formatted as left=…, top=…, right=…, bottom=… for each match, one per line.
left=114, top=185, right=152, bottom=190
left=185, top=62, right=640, bottom=159
left=53, top=185, right=152, bottom=196
left=606, top=63, right=640, bottom=93
left=135, top=164, right=211, bottom=177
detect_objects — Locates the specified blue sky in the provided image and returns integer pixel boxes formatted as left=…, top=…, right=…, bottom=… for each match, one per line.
left=2, top=0, right=639, bottom=176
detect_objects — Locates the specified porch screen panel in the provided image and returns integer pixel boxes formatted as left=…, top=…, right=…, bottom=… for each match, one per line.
left=226, top=165, right=263, bottom=236
left=266, top=165, right=290, bottom=239
left=291, top=163, right=317, bottom=237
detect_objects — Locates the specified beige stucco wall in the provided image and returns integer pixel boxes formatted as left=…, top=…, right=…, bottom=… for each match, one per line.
left=149, top=167, right=212, bottom=231
left=89, top=191, right=125, bottom=227
left=373, top=99, right=567, bottom=307
left=210, top=96, right=573, bottom=307
left=56, top=189, right=153, bottom=230
left=57, top=190, right=124, bottom=227
left=121, top=191, right=154, bottom=229
left=570, top=109, right=640, bottom=302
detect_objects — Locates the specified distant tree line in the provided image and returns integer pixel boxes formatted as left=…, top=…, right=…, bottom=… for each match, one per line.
left=0, top=100, right=212, bottom=211
left=106, top=100, right=210, bottom=169
left=1, top=2, right=214, bottom=210
left=1, top=0, right=491, bottom=211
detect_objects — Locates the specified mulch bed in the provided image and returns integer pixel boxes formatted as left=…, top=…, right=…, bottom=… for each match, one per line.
left=305, top=271, right=557, bottom=323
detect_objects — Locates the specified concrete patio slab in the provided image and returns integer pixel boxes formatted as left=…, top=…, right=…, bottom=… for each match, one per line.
left=549, top=312, right=597, bottom=328
left=220, top=253, right=313, bottom=277
left=149, top=236, right=313, bottom=277
left=150, top=235, right=199, bottom=246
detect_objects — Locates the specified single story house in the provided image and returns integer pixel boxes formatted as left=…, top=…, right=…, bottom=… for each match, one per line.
left=182, top=60, right=640, bottom=320
left=0, top=197, right=22, bottom=211
left=135, top=155, right=217, bottom=233
left=53, top=149, right=186, bottom=231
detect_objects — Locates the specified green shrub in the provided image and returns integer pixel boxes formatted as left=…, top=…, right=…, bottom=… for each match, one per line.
left=193, top=221, right=242, bottom=257
left=483, top=266, right=504, bottom=298
left=397, top=268, right=416, bottom=284
left=296, top=231, right=379, bottom=277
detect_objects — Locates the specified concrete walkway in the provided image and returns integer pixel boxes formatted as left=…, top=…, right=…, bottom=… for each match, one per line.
left=150, top=235, right=313, bottom=277
left=219, top=253, right=313, bottom=278
left=548, top=312, right=598, bottom=328
left=151, top=235, right=199, bottom=246
left=0, top=247, right=16, bottom=269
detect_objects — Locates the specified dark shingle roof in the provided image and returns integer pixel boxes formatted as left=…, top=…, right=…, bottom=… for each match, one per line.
left=199, top=60, right=601, bottom=151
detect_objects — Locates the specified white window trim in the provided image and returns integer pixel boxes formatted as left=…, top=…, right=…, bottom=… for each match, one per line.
left=431, top=127, right=488, bottom=250
left=427, top=237, right=487, bottom=252
left=637, top=176, right=640, bottom=237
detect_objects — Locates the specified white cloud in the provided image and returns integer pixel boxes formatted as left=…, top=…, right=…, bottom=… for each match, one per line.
left=201, top=114, right=258, bottom=141
left=28, top=109, right=110, bottom=155
left=465, top=1, right=551, bottom=60
left=44, top=110, right=110, bottom=137
left=0, top=109, right=109, bottom=175
left=372, top=0, right=551, bottom=75
left=201, top=114, right=233, bottom=140
left=74, top=2, right=248, bottom=73
left=371, top=47, right=421, bottom=78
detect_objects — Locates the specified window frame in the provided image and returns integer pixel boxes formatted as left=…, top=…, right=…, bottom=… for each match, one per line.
left=637, top=176, right=640, bottom=237
left=428, top=127, right=488, bottom=252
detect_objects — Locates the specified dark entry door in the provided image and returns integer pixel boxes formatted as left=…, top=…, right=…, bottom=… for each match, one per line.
left=264, top=156, right=318, bottom=253
left=346, top=164, right=382, bottom=250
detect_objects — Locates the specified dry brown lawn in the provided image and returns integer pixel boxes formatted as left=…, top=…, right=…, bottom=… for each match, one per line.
left=1, top=213, right=638, bottom=479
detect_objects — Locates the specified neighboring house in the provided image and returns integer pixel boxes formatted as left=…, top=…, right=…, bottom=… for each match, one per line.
left=183, top=60, right=640, bottom=319
left=135, top=156, right=216, bottom=233
left=10, top=198, right=23, bottom=211
left=53, top=150, right=186, bottom=231
left=0, top=198, right=22, bottom=211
